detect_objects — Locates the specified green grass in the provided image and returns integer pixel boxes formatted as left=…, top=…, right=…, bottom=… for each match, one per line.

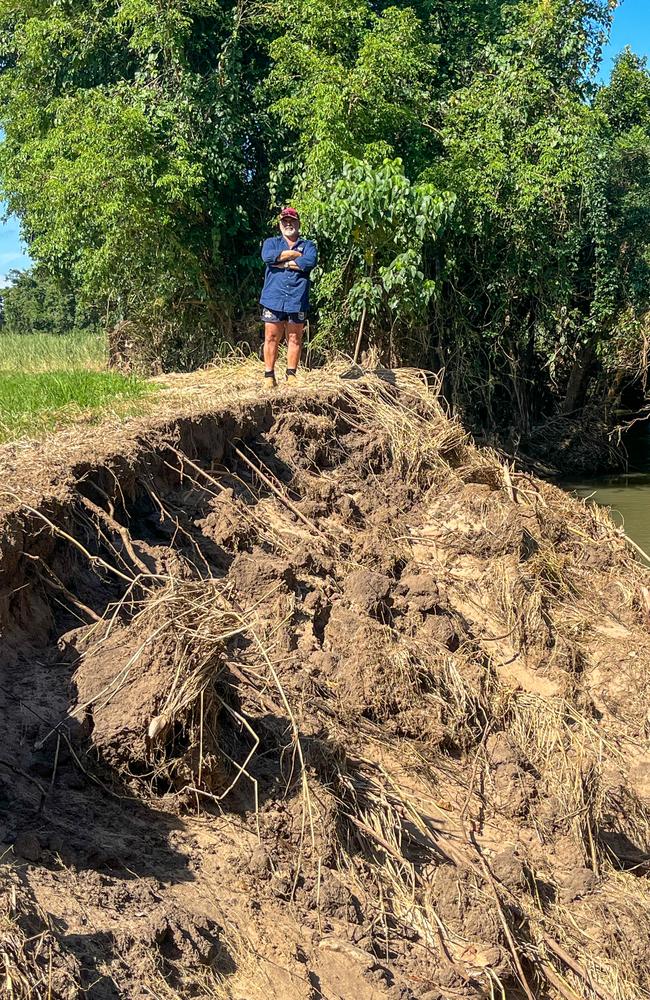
left=0, top=330, right=107, bottom=373
left=0, top=332, right=157, bottom=443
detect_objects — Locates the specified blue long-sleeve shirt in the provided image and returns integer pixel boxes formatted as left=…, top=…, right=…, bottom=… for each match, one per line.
left=260, top=235, right=318, bottom=313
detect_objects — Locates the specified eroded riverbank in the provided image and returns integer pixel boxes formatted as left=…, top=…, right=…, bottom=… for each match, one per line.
left=2, top=366, right=650, bottom=1000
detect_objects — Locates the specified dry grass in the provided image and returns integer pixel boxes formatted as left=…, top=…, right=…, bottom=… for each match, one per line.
left=0, top=879, right=81, bottom=999
left=8, top=359, right=650, bottom=999
left=70, top=578, right=258, bottom=800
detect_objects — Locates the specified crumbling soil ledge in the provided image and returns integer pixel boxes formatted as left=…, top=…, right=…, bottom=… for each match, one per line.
left=1, top=365, right=650, bottom=1000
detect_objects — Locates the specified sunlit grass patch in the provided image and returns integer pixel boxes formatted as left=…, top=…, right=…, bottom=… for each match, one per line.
left=0, top=370, right=156, bottom=442
left=0, top=330, right=107, bottom=372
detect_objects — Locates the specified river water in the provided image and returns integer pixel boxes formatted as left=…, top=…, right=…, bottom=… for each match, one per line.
left=561, top=420, right=650, bottom=561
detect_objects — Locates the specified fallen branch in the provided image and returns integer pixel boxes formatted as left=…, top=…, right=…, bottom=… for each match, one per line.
left=469, top=832, right=536, bottom=1000
left=232, top=442, right=331, bottom=542
left=542, top=935, right=609, bottom=1000
left=540, top=960, right=583, bottom=1000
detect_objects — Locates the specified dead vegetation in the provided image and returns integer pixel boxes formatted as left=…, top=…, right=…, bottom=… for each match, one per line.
left=1, top=360, right=650, bottom=1000
left=1, top=876, right=81, bottom=999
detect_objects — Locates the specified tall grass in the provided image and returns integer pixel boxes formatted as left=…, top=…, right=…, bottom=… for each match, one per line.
left=0, top=330, right=156, bottom=443
left=0, top=330, right=106, bottom=372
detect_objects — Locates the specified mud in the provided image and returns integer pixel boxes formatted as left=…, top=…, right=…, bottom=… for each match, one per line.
left=1, top=370, right=650, bottom=1000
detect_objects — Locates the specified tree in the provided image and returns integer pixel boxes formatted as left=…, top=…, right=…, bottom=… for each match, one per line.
left=590, top=50, right=650, bottom=403
left=0, top=0, right=648, bottom=445
left=302, top=158, right=454, bottom=360
left=262, top=1, right=452, bottom=358
left=425, top=0, right=647, bottom=432
left=1, top=266, right=99, bottom=337
left=0, top=0, right=271, bottom=367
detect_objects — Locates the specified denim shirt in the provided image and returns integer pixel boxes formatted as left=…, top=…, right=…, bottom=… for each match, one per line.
left=260, top=235, right=318, bottom=313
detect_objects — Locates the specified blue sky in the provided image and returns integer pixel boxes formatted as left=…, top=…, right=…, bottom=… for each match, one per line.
left=0, top=212, right=31, bottom=287
left=0, top=0, right=647, bottom=287
left=600, top=0, right=650, bottom=81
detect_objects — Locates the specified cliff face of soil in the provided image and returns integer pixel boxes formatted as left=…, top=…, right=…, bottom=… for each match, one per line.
left=1, top=367, right=649, bottom=1000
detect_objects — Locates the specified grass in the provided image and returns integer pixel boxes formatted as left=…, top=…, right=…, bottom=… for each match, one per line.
left=0, top=329, right=107, bottom=372
left=0, top=331, right=156, bottom=443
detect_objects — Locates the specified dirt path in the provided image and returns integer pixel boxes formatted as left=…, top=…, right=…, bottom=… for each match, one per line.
left=1, top=364, right=649, bottom=1000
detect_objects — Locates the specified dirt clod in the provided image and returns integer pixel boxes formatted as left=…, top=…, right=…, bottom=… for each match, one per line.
left=13, top=832, right=41, bottom=862
left=344, top=568, right=392, bottom=614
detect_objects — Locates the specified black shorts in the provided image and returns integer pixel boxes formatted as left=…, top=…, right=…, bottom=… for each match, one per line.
left=260, top=306, right=306, bottom=324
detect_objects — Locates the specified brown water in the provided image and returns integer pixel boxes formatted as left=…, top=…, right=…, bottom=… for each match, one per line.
left=561, top=422, right=650, bottom=561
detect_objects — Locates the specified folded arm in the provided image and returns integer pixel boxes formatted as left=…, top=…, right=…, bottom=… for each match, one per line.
left=261, top=238, right=279, bottom=265
left=292, top=241, right=318, bottom=272
left=261, top=239, right=303, bottom=269
left=262, top=239, right=317, bottom=271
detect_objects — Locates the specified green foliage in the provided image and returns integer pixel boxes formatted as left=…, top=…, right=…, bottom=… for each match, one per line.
left=592, top=50, right=650, bottom=374
left=429, top=24, right=599, bottom=425
left=426, top=0, right=649, bottom=429
left=301, top=158, right=454, bottom=355
left=0, top=0, right=268, bottom=368
left=266, top=1, right=439, bottom=185
left=264, top=0, right=450, bottom=357
left=596, top=47, right=650, bottom=130
left=0, top=0, right=648, bottom=437
left=2, top=266, right=99, bottom=337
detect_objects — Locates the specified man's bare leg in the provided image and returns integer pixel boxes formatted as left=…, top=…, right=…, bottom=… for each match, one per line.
left=286, top=323, right=304, bottom=375
left=264, top=322, right=285, bottom=381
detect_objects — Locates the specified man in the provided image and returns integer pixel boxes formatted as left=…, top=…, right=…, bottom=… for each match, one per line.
left=260, top=207, right=318, bottom=387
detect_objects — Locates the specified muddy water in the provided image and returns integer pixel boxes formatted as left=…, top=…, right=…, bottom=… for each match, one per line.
left=561, top=421, right=650, bottom=561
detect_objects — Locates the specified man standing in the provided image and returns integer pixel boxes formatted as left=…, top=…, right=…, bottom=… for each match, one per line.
left=260, top=207, right=318, bottom=387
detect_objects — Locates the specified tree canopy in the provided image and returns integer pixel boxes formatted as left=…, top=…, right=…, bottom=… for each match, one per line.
left=1, top=265, right=99, bottom=338
left=0, top=0, right=647, bottom=431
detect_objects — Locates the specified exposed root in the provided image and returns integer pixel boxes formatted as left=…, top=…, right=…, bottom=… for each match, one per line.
left=2, top=363, right=649, bottom=999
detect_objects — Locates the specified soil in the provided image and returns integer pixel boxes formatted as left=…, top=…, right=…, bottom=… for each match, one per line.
left=1, top=367, right=650, bottom=1000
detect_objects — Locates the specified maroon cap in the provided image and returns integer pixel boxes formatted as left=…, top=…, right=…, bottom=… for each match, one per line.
left=279, top=206, right=300, bottom=222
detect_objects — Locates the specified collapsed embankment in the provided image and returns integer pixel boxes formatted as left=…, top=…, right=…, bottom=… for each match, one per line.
left=1, top=367, right=650, bottom=1000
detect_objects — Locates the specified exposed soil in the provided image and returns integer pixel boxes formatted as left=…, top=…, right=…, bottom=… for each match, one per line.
left=1, top=367, right=650, bottom=1000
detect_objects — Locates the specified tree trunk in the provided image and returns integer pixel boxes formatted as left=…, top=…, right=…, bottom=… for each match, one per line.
left=561, top=344, right=595, bottom=415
